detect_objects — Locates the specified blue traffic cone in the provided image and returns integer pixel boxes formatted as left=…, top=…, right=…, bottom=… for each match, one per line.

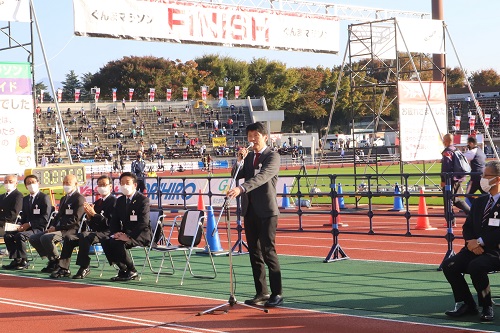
left=198, top=205, right=225, bottom=254
left=281, top=184, right=291, bottom=209
left=389, top=183, right=404, bottom=211
left=337, top=183, right=346, bottom=209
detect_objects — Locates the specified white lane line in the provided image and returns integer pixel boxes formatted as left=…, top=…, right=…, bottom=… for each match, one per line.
left=0, top=297, right=226, bottom=333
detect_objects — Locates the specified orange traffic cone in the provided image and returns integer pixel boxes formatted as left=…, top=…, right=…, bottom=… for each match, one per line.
left=415, top=187, right=436, bottom=230
left=324, top=197, right=348, bottom=227
left=197, top=189, right=204, bottom=211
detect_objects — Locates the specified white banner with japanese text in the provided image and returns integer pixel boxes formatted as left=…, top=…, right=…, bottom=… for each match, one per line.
left=73, top=0, right=340, bottom=54
left=0, top=62, right=36, bottom=174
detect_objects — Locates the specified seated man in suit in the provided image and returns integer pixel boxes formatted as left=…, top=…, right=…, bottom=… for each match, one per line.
left=101, top=172, right=151, bottom=281
left=226, top=122, right=283, bottom=308
left=0, top=174, right=23, bottom=237
left=29, top=174, right=85, bottom=273
left=443, top=160, right=500, bottom=321
left=2, top=175, right=51, bottom=269
left=51, top=175, right=116, bottom=279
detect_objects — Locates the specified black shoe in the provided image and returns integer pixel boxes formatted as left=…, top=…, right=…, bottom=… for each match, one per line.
left=124, top=270, right=138, bottom=281
left=445, top=302, right=478, bottom=317
left=264, top=294, right=284, bottom=308
left=15, top=260, right=29, bottom=270
left=244, top=294, right=270, bottom=305
left=481, top=306, right=494, bottom=321
left=41, top=259, right=59, bottom=273
left=2, top=259, right=21, bottom=270
left=72, top=267, right=91, bottom=279
left=50, top=268, right=71, bottom=278
left=110, top=270, right=128, bottom=281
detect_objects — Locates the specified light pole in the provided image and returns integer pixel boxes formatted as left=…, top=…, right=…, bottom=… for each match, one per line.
left=300, top=120, right=305, bottom=132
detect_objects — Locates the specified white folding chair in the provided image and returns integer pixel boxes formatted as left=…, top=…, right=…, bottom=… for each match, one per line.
left=143, top=209, right=217, bottom=285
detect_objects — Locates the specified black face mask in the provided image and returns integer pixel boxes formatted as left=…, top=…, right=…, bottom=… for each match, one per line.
left=137, top=155, right=142, bottom=159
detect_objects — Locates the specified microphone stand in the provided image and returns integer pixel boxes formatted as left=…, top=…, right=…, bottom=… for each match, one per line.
left=197, top=157, right=268, bottom=316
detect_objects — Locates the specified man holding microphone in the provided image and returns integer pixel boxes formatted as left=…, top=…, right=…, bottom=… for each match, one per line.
left=226, top=122, right=283, bottom=308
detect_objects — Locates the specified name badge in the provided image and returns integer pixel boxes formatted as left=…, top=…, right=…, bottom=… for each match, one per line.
left=33, top=204, right=40, bottom=215
left=66, top=209, right=73, bottom=215
left=489, top=218, right=500, bottom=227
left=130, top=210, right=138, bottom=222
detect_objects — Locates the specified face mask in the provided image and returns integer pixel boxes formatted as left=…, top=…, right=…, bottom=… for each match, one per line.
left=480, top=177, right=495, bottom=193
left=63, top=185, right=74, bottom=194
left=120, top=184, right=134, bottom=196
left=4, top=183, right=15, bottom=192
left=97, top=186, right=111, bottom=196
left=27, top=183, right=39, bottom=194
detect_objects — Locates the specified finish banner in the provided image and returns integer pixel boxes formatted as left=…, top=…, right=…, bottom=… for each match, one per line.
left=73, top=0, right=340, bottom=54
left=0, top=62, right=36, bottom=174
left=398, top=81, right=447, bottom=162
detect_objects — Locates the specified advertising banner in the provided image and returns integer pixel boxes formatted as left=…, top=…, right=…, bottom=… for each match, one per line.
left=149, top=88, right=155, bottom=102
left=112, top=88, right=117, bottom=102
left=218, top=87, right=223, bottom=99
left=182, top=87, right=188, bottom=101
left=75, top=89, right=80, bottom=102
left=0, top=62, right=36, bottom=174
left=128, top=88, right=134, bottom=102
left=201, top=86, right=207, bottom=101
left=0, top=0, right=30, bottom=22
left=166, top=88, right=172, bottom=101
left=398, top=81, right=447, bottom=162
left=235, top=86, right=240, bottom=99
left=73, top=0, right=340, bottom=54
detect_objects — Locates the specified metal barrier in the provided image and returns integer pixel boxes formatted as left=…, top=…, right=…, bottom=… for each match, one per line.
left=87, top=172, right=479, bottom=267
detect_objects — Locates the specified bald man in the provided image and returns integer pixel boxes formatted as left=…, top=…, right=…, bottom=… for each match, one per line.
left=29, top=174, right=85, bottom=274
left=441, top=133, right=471, bottom=225
left=0, top=175, right=23, bottom=237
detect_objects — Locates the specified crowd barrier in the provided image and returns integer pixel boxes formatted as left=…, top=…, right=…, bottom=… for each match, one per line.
left=85, top=172, right=479, bottom=267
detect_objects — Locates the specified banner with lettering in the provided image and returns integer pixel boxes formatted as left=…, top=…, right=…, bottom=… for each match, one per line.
left=183, top=87, right=188, bottom=101
left=128, top=88, right=134, bottom=102
left=40, top=89, right=44, bottom=103
left=149, top=88, right=155, bottom=102
left=235, top=86, right=240, bottom=99
left=95, top=87, right=100, bottom=102
left=469, top=115, right=476, bottom=131
left=75, top=89, right=81, bottom=102
left=57, top=89, right=62, bottom=102
left=0, top=62, right=36, bottom=174
left=485, top=114, right=491, bottom=128
left=112, top=88, right=117, bottom=102
left=218, top=87, right=223, bottom=99
left=166, top=88, right=171, bottom=102
left=201, top=86, right=207, bottom=101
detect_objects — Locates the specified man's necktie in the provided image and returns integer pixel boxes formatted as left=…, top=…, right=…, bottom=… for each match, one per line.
left=482, top=196, right=495, bottom=226
left=126, top=197, right=131, bottom=208
left=253, top=152, right=261, bottom=168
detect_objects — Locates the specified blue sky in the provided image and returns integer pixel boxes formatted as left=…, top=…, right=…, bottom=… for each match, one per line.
left=2, top=0, right=499, bottom=84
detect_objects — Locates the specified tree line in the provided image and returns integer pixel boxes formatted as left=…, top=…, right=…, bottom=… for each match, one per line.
left=35, top=55, right=500, bottom=134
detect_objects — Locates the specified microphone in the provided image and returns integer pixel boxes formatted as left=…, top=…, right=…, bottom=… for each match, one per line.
left=247, top=142, right=254, bottom=149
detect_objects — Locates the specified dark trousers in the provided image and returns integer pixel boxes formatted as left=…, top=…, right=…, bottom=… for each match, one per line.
left=4, top=229, right=40, bottom=259
left=466, top=177, right=486, bottom=206
left=443, top=182, right=470, bottom=223
left=442, top=249, right=500, bottom=307
left=58, top=232, right=80, bottom=269
left=244, top=204, right=282, bottom=296
left=100, top=237, right=135, bottom=271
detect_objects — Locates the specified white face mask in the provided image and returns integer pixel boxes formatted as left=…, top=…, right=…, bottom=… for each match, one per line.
left=27, top=183, right=39, bottom=194
left=4, top=183, right=15, bottom=192
left=480, top=177, right=496, bottom=193
left=120, top=184, right=135, bottom=196
left=97, top=186, right=111, bottom=197
left=63, top=185, right=74, bottom=194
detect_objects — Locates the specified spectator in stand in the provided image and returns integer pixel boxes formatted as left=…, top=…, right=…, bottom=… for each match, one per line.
left=464, top=136, right=487, bottom=203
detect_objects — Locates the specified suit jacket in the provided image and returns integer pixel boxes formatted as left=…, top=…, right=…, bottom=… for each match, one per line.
left=233, top=146, right=280, bottom=218
left=87, top=195, right=116, bottom=233
left=0, top=189, right=23, bottom=223
left=20, top=191, right=52, bottom=232
left=462, top=194, right=500, bottom=252
left=51, top=191, right=85, bottom=232
left=110, top=191, right=151, bottom=247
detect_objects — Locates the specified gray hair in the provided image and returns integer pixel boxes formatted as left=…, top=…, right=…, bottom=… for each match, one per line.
left=485, top=160, right=500, bottom=176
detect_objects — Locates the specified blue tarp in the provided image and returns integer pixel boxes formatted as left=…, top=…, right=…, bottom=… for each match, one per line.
left=217, top=97, right=229, bottom=108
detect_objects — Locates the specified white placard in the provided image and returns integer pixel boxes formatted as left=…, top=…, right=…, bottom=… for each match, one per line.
left=0, top=0, right=30, bottom=23
left=398, top=81, right=447, bottom=162
left=396, top=18, right=444, bottom=54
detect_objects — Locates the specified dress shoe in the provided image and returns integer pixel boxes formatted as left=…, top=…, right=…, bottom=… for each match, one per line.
left=264, top=294, right=284, bottom=308
left=124, top=270, right=138, bottom=281
left=50, top=268, right=71, bottom=278
left=72, top=267, right=91, bottom=279
left=41, top=259, right=59, bottom=273
left=2, top=259, right=21, bottom=270
left=15, top=260, right=29, bottom=270
left=0, top=249, right=9, bottom=256
left=481, top=306, right=494, bottom=321
left=445, top=302, right=478, bottom=317
left=110, top=270, right=128, bottom=281
left=244, top=294, right=270, bottom=305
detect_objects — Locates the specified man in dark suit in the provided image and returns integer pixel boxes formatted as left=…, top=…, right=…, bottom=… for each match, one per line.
left=29, top=174, right=85, bottom=273
left=2, top=175, right=51, bottom=270
left=100, top=172, right=151, bottom=281
left=51, top=175, right=116, bottom=279
left=442, top=160, right=500, bottom=321
left=0, top=174, right=23, bottom=237
left=227, top=122, right=283, bottom=307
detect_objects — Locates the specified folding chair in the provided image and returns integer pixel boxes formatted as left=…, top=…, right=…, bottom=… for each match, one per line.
left=100, top=209, right=163, bottom=279
left=143, top=209, right=217, bottom=284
